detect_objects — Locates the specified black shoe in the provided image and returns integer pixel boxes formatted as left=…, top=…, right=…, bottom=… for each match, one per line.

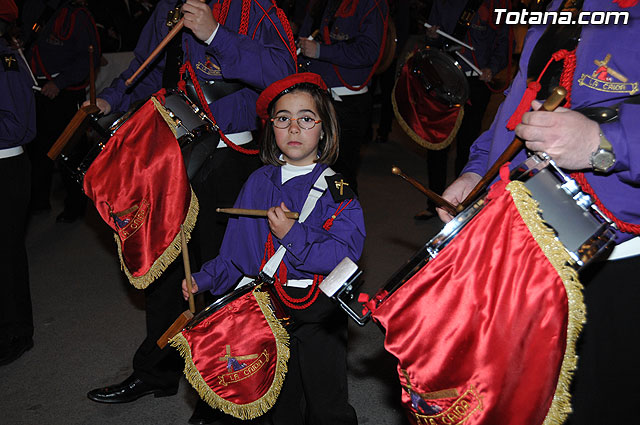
left=0, top=336, right=33, bottom=366
left=87, top=374, right=178, bottom=404
left=189, top=399, right=223, bottom=425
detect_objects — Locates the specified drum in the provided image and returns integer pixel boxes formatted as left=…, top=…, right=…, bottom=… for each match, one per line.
left=321, top=153, right=616, bottom=325
left=168, top=279, right=292, bottom=419
left=59, top=89, right=217, bottom=185
left=392, top=47, right=469, bottom=150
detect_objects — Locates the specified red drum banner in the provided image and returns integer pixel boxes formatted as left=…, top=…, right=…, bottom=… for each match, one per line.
left=392, top=50, right=464, bottom=151
left=83, top=94, right=198, bottom=289
left=370, top=173, right=585, bottom=425
left=170, top=287, right=289, bottom=419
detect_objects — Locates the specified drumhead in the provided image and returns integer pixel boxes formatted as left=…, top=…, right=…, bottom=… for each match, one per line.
left=413, top=46, right=469, bottom=107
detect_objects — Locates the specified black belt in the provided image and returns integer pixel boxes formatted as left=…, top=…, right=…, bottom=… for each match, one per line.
left=184, top=78, right=246, bottom=107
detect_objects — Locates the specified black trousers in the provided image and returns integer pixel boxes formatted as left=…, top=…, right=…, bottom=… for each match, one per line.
left=426, top=77, right=491, bottom=202
left=565, top=254, right=640, bottom=424
left=268, top=288, right=357, bottom=425
left=0, top=153, right=33, bottom=343
left=332, top=92, right=373, bottom=195
left=28, top=89, right=87, bottom=212
left=132, top=141, right=261, bottom=388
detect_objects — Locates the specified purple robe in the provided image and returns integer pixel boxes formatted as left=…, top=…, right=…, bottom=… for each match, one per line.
left=0, top=40, right=36, bottom=149
left=464, top=0, right=640, bottom=243
left=298, top=0, right=388, bottom=89
left=100, top=0, right=296, bottom=134
left=192, top=163, right=366, bottom=295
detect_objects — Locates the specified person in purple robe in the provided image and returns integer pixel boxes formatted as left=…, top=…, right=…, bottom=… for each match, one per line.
left=438, top=1, right=640, bottom=423
left=183, top=72, right=366, bottom=425
left=0, top=0, right=37, bottom=367
left=297, top=0, right=389, bottom=195
left=85, top=1, right=296, bottom=423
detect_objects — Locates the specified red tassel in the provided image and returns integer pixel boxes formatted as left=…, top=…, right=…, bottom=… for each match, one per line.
left=506, top=81, right=541, bottom=130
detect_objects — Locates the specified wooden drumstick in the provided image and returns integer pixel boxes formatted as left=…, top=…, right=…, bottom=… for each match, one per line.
left=89, top=45, right=96, bottom=106
left=217, top=208, right=300, bottom=220
left=391, top=166, right=458, bottom=217
left=180, top=225, right=196, bottom=314
left=125, top=0, right=206, bottom=87
left=458, top=86, right=567, bottom=211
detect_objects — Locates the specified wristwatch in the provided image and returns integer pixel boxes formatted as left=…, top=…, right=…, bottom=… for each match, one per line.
left=590, top=130, right=616, bottom=173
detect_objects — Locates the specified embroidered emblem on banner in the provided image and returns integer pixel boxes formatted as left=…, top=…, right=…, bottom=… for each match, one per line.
left=411, top=386, right=483, bottom=425
left=2, top=54, right=18, bottom=71
left=109, top=199, right=151, bottom=241
left=217, top=346, right=269, bottom=386
left=578, top=53, right=638, bottom=95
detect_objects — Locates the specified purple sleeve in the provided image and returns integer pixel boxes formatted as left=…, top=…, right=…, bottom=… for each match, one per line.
left=278, top=198, right=366, bottom=276
left=0, top=50, right=36, bottom=148
left=600, top=102, right=640, bottom=184
left=206, top=6, right=296, bottom=89
left=99, top=5, right=167, bottom=113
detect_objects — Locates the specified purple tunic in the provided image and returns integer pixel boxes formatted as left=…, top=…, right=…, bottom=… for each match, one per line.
left=298, top=0, right=388, bottom=88
left=100, top=0, right=296, bottom=134
left=464, top=0, right=640, bottom=243
left=192, top=163, right=366, bottom=295
left=428, top=0, right=509, bottom=76
left=0, top=40, right=36, bottom=149
left=22, top=1, right=100, bottom=90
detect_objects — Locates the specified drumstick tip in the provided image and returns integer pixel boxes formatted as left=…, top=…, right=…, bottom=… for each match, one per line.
left=391, top=166, right=402, bottom=176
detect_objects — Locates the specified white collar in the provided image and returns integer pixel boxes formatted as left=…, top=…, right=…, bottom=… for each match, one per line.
left=281, top=162, right=316, bottom=184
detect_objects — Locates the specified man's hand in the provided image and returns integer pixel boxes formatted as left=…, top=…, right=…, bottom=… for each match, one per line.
left=425, top=24, right=439, bottom=39
left=478, top=67, right=493, bottom=82
left=82, top=97, right=111, bottom=114
left=181, top=277, right=199, bottom=300
left=182, top=0, right=218, bottom=42
left=297, top=38, right=320, bottom=59
left=437, top=172, right=482, bottom=223
left=41, top=81, right=60, bottom=99
left=516, top=100, right=601, bottom=170
left=267, top=202, right=295, bottom=240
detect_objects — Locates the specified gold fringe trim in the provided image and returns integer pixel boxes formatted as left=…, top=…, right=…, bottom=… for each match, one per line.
left=391, top=55, right=463, bottom=151
left=115, top=187, right=199, bottom=289
left=506, top=181, right=585, bottom=425
left=151, top=96, right=180, bottom=138
left=169, top=286, right=290, bottom=420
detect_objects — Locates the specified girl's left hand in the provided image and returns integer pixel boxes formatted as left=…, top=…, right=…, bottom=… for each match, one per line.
left=267, top=202, right=295, bottom=239
left=182, top=0, right=218, bottom=42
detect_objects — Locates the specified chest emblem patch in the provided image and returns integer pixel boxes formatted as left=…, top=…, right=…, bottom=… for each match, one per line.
left=578, top=53, right=638, bottom=95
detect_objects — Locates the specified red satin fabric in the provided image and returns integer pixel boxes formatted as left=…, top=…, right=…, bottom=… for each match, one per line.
left=83, top=97, right=190, bottom=278
left=184, top=291, right=279, bottom=404
left=394, top=52, right=461, bottom=148
left=372, top=180, right=568, bottom=425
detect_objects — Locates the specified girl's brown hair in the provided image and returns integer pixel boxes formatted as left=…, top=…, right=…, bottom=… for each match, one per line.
left=259, top=83, right=339, bottom=166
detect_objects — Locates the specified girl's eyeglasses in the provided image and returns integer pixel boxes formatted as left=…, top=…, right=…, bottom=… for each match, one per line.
left=271, top=115, right=322, bottom=130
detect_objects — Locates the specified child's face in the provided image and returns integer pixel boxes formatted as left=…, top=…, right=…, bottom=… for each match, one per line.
left=272, top=91, right=322, bottom=166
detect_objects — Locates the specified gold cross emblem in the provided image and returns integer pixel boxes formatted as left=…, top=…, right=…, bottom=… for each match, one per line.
left=593, top=53, right=628, bottom=83
left=4, top=56, right=16, bottom=67
left=218, top=345, right=258, bottom=372
left=335, top=179, right=349, bottom=196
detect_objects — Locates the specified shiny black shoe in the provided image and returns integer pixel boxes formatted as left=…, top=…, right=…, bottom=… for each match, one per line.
left=189, top=399, right=223, bottom=425
left=0, top=336, right=33, bottom=366
left=87, top=374, right=178, bottom=404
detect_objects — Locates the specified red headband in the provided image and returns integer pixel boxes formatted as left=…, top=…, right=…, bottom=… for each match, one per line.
left=256, top=72, right=328, bottom=120
left=0, top=0, right=18, bottom=22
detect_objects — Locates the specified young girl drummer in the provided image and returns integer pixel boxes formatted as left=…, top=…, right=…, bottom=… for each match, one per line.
left=182, top=72, right=365, bottom=425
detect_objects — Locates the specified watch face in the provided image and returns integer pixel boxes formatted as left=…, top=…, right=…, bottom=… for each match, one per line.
left=592, top=150, right=615, bottom=171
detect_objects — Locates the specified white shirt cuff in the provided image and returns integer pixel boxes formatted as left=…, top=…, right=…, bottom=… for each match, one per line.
left=205, top=24, right=219, bottom=45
